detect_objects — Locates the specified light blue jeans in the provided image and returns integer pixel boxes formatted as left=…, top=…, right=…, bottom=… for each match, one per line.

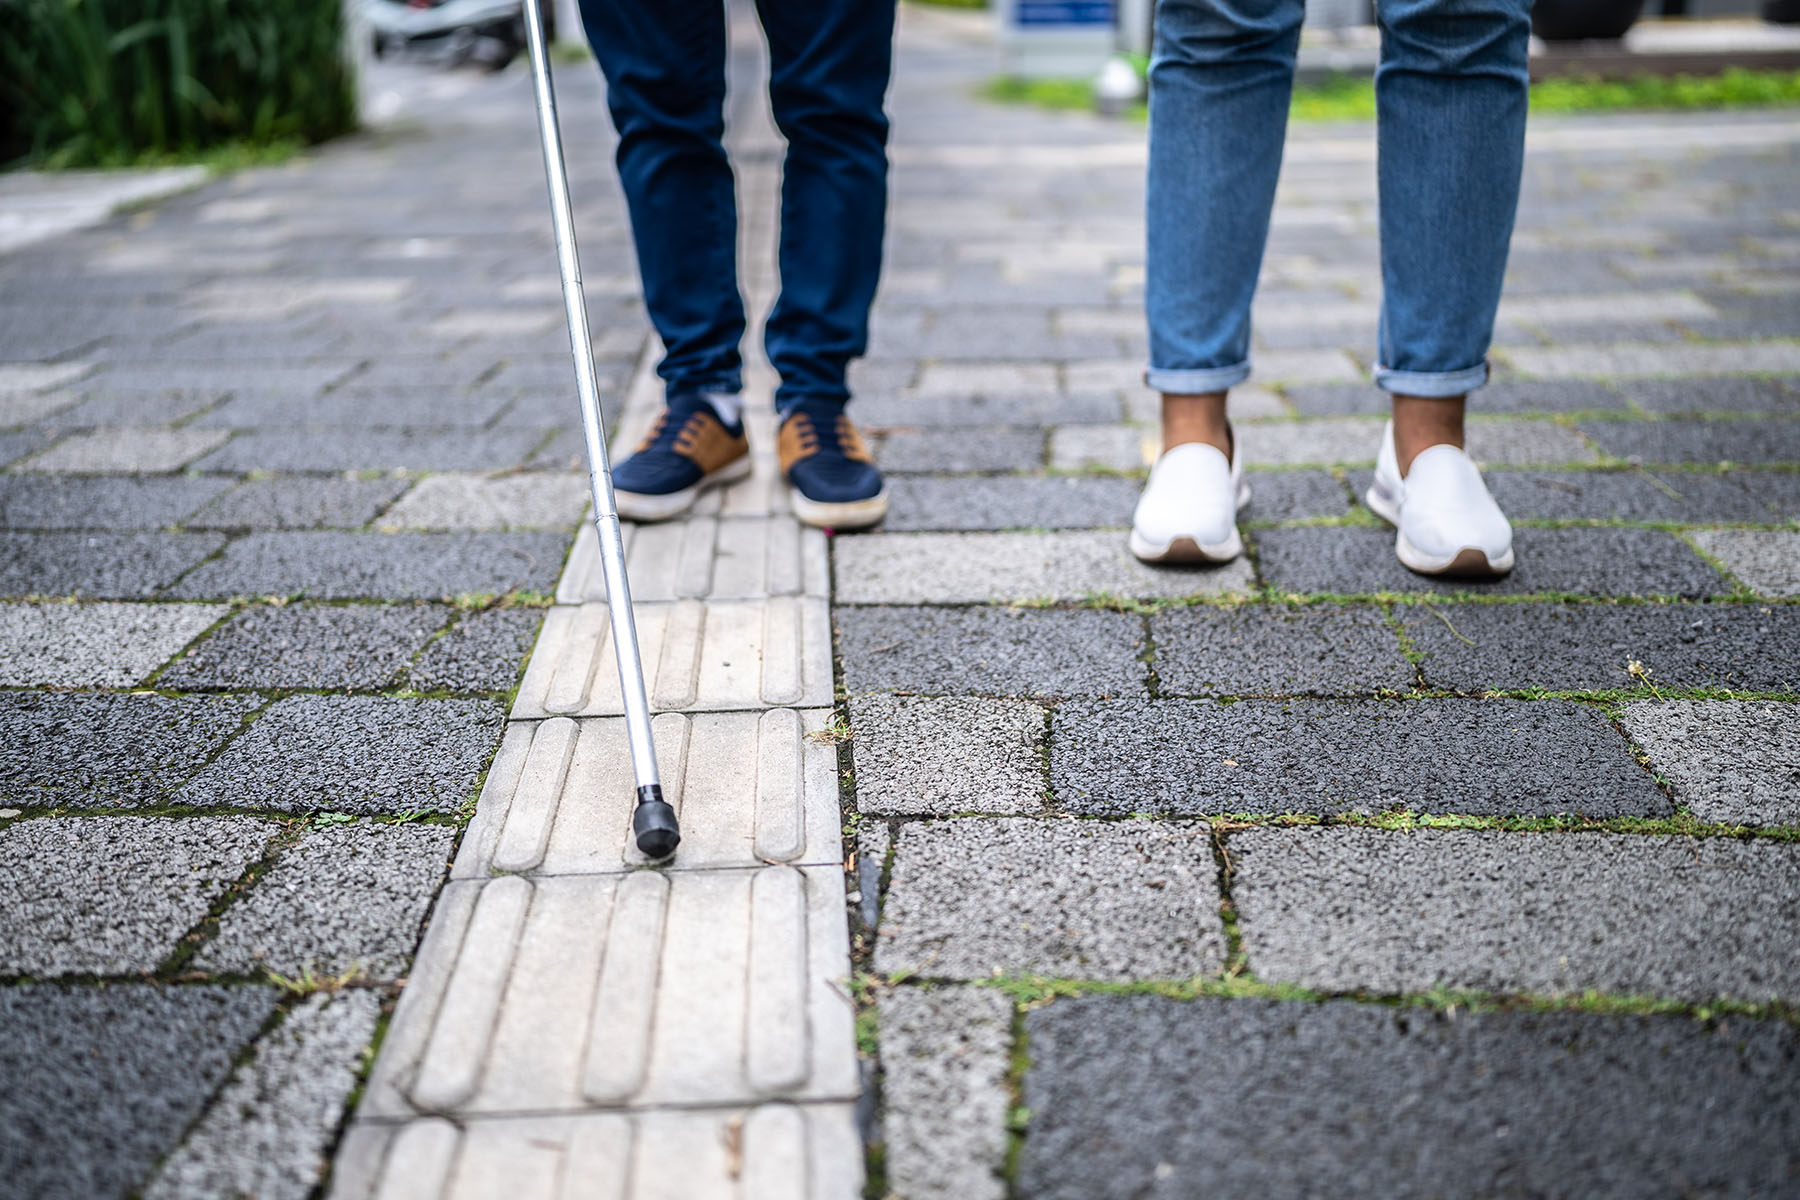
left=1144, top=0, right=1531, bottom=398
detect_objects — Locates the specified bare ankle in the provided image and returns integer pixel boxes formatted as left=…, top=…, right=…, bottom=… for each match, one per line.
left=1161, top=391, right=1231, bottom=457
left=1391, top=393, right=1466, bottom=476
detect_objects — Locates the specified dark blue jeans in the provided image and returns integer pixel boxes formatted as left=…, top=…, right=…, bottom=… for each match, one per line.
left=578, top=0, right=895, bottom=411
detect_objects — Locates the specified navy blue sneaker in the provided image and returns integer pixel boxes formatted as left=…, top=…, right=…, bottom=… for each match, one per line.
left=777, top=399, right=889, bottom=529
left=612, top=393, right=751, bottom=521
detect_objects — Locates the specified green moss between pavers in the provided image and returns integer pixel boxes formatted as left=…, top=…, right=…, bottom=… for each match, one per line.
left=1001, top=1002, right=1033, bottom=1191
left=885, top=971, right=1800, bottom=1028
left=872, top=807, right=1800, bottom=842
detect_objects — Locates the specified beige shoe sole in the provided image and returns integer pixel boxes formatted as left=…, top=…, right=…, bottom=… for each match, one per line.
left=614, top=454, right=752, bottom=523
left=790, top=485, right=889, bottom=531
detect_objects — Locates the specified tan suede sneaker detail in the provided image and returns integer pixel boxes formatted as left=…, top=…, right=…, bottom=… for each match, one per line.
left=779, top=411, right=873, bottom=473
left=664, top=409, right=748, bottom=475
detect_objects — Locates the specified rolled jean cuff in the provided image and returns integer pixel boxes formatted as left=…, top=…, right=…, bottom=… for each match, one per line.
left=1143, top=360, right=1252, bottom=395
left=1373, top=359, right=1490, bottom=398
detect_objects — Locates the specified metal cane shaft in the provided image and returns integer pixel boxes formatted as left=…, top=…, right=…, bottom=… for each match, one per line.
left=521, top=0, right=660, bottom=792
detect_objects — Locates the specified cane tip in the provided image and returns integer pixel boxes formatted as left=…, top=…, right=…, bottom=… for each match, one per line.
left=633, top=799, right=681, bottom=860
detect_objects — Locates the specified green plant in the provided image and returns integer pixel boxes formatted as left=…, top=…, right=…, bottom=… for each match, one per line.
left=1292, top=67, right=1800, bottom=122
left=0, top=0, right=358, bottom=168
left=987, top=66, right=1800, bottom=126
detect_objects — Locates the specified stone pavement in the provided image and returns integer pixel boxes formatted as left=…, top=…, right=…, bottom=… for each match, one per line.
left=0, top=49, right=640, bottom=1200
left=3, top=4, right=1799, bottom=1199
left=841, top=9, right=1800, bottom=1200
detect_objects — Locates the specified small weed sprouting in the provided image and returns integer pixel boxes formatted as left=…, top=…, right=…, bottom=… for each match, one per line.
left=503, top=589, right=557, bottom=609
left=266, top=964, right=367, bottom=995
left=311, top=812, right=355, bottom=830
left=450, top=592, right=499, bottom=611
left=808, top=712, right=855, bottom=747
left=855, top=1006, right=880, bottom=1058
left=1626, top=659, right=1664, bottom=700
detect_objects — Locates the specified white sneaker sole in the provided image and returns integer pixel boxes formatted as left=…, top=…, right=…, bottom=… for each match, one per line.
left=791, top=484, right=889, bottom=531
left=1365, top=480, right=1515, bottom=577
left=615, top=454, right=752, bottom=523
left=1129, top=480, right=1251, bottom=565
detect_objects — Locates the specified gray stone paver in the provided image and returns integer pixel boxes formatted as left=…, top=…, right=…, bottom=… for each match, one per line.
left=190, top=428, right=546, bottom=473
left=879, top=986, right=1013, bottom=1200
left=1231, top=826, right=1800, bottom=1002
left=197, top=821, right=454, bottom=979
left=40, top=386, right=223, bottom=428
left=145, top=991, right=383, bottom=1200
left=375, top=472, right=589, bottom=530
left=0, top=984, right=280, bottom=1200
left=1620, top=700, right=1800, bottom=825
left=0, top=530, right=227, bottom=598
left=1052, top=699, right=1668, bottom=817
left=1150, top=604, right=1412, bottom=696
left=185, top=476, right=412, bottom=530
left=1241, top=468, right=1352, bottom=520
left=0, top=600, right=224, bottom=686
left=1048, top=423, right=1148, bottom=471
left=848, top=694, right=1046, bottom=815
left=17, top=426, right=230, bottom=473
left=877, top=817, right=1224, bottom=981
left=406, top=606, right=544, bottom=693
left=1506, top=340, right=1800, bottom=379
left=1579, top=416, right=1800, bottom=465
left=0, top=691, right=260, bottom=809
left=0, top=815, right=277, bottom=975
left=1398, top=599, right=1800, bottom=693
left=1690, top=528, right=1800, bottom=596
left=190, top=387, right=512, bottom=430
left=836, top=603, right=1149, bottom=699
left=179, top=695, right=504, bottom=814
left=1018, top=995, right=1800, bottom=1200
left=167, top=530, right=567, bottom=599
left=883, top=473, right=1140, bottom=531
left=0, top=475, right=233, bottom=530
left=1255, top=526, right=1726, bottom=598
left=1481, top=466, right=1781, bottom=522
left=835, top=529, right=1254, bottom=603
left=1620, top=375, right=1798, bottom=414
left=158, top=602, right=451, bottom=689
left=874, top=426, right=1045, bottom=473
left=1288, top=379, right=1628, bottom=416
left=0, top=389, right=81, bottom=427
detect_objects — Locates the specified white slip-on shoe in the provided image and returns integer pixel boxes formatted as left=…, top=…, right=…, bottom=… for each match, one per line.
left=1365, top=420, right=1514, bottom=576
left=1129, top=437, right=1251, bottom=564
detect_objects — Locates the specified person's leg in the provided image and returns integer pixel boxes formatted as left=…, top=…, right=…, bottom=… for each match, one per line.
left=1146, top=0, right=1303, bottom=448
left=752, top=0, right=896, bottom=530
left=752, top=0, right=895, bottom=414
left=1365, top=0, right=1529, bottom=574
left=1133, top=0, right=1301, bottom=564
left=579, top=0, right=744, bottom=400
left=1372, top=0, right=1531, bottom=470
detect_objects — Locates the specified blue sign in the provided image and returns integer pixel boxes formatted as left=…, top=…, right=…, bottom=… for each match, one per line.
left=1015, top=1, right=1115, bottom=24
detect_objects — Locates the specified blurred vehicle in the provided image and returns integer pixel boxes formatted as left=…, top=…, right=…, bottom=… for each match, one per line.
left=365, top=0, right=554, bottom=70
